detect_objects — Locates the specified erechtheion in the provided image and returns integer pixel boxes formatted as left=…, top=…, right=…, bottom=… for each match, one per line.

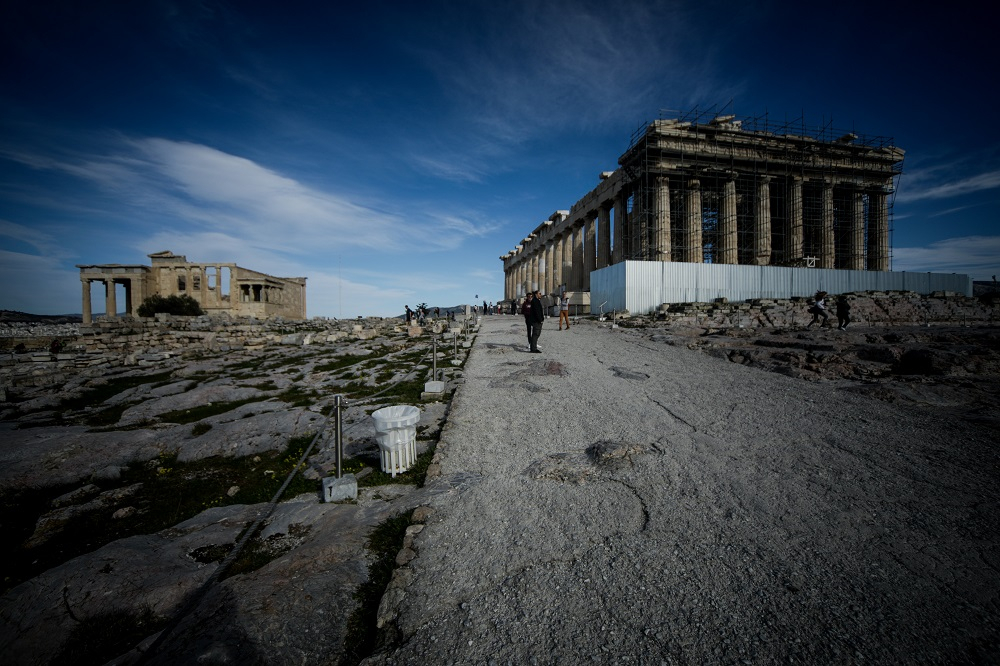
left=500, top=111, right=976, bottom=312
left=77, top=251, right=307, bottom=323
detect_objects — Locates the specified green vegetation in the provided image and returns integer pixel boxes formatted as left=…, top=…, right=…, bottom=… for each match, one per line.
left=339, top=510, right=414, bottom=665
left=314, top=353, right=376, bottom=374
left=192, top=422, right=212, bottom=437
left=60, top=371, right=175, bottom=412
left=1, top=436, right=318, bottom=593
left=158, top=397, right=265, bottom=425
left=136, top=294, right=203, bottom=317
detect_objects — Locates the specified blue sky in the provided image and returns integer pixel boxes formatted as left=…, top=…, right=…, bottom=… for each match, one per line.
left=2, top=0, right=997, bottom=318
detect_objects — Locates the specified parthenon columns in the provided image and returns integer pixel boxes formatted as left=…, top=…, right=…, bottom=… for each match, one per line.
left=597, top=205, right=611, bottom=269
left=821, top=181, right=835, bottom=269
left=612, top=193, right=625, bottom=264
left=683, top=179, right=702, bottom=263
left=719, top=178, right=738, bottom=264
left=847, top=186, right=866, bottom=271
left=754, top=176, right=772, bottom=266
left=653, top=176, right=671, bottom=261
left=583, top=214, right=596, bottom=290
left=787, top=177, right=804, bottom=265
left=868, top=186, right=890, bottom=271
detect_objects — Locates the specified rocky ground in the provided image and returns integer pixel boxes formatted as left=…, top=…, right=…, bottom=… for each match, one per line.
left=0, top=323, right=466, bottom=666
left=0, top=300, right=998, bottom=664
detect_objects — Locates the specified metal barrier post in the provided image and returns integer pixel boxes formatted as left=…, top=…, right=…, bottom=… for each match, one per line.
left=432, top=335, right=438, bottom=381
left=334, top=394, right=343, bottom=479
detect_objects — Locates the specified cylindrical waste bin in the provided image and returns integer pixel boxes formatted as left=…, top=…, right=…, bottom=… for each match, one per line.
left=371, top=405, right=420, bottom=477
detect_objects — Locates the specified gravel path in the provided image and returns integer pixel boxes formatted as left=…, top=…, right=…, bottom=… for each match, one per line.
left=367, top=316, right=999, bottom=665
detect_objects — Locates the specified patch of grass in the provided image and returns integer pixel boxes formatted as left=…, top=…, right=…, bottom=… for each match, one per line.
left=158, top=397, right=264, bottom=424
left=52, top=605, right=167, bottom=666
left=276, top=386, right=318, bottom=408
left=192, top=422, right=212, bottom=437
left=59, top=371, right=175, bottom=411
left=313, top=353, right=374, bottom=374
left=83, top=400, right=141, bottom=427
left=339, top=510, right=414, bottom=665
left=357, top=440, right=437, bottom=489
left=250, top=380, right=279, bottom=391
left=1, top=437, right=319, bottom=593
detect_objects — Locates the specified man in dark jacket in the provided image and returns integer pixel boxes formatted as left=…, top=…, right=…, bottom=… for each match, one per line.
left=528, top=290, right=545, bottom=353
left=521, top=294, right=533, bottom=349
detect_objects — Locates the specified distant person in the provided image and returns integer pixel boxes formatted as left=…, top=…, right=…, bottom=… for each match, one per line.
left=483, top=300, right=488, bottom=315
left=836, top=295, right=851, bottom=330
left=521, top=293, right=534, bottom=350
left=435, top=307, right=440, bottom=318
left=806, top=291, right=829, bottom=328
left=528, top=290, right=545, bottom=353
left=404, top=305, right=413, bottom=324
left=558, top=293, right=570, bottom=330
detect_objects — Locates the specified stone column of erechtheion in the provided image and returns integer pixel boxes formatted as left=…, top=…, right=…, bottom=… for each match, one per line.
left=654, top=176, right=671, bottom=262
left=612, top=193, right=625, bottom=264
left=820, top=181, right=835, bottom=268
left=719, top=178, right=738, bottom=264
left=787, top=176, right=804, bottom=265
left=105, top=278, right=117, bottom=318
left=684, top=179, right=703, bottom=263
left=583, top=214, right=596, bottom=290
left=868, top=186, right=890, bottom=271
left=754, top=176, right=772, bottom=266
left=848, top=187, right=866, bottom=270
left=597, top=204, right=611, bottom=269
left=81, top=280, right=92, bottom=324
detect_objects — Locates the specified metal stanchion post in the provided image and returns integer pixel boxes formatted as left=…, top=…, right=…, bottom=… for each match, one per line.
left=432, top=335, right=438, bottom=381
left=334, top=394, right=343, bottom=479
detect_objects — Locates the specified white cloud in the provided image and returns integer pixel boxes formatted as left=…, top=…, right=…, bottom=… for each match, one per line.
left=893, top=235, right=1000, bottom=280
left=897, top=168, right=1000, bottom=203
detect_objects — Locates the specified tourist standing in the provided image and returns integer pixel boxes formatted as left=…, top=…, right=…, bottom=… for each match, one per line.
left=521, top=293, right=534, bottom=350
left=836, top=295, right=851, bottom=330
left=558, top=293, right=570, bottom=330
left=528, top=290, right=545, bottom=353
left=405, top=305, right=413, bottom=324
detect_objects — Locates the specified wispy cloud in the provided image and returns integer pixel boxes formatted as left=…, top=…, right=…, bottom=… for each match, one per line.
left=893, top=235, right=1000, bottom=280
left=897, top=169, right=1000, bottom=203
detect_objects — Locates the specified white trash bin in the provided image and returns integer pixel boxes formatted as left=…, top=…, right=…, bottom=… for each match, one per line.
left=371, top=405, right=420, bottom=477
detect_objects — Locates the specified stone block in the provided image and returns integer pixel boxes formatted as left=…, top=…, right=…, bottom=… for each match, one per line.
left=322, top=474, right=358, bottom=502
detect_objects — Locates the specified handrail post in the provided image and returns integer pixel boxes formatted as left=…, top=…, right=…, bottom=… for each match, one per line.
left=334, top=394, right=343, bottom=479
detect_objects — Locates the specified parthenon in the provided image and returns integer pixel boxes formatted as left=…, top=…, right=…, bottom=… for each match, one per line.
left=77, top=251, right=307, bottom=323
left=501, top=110, right=905, bottom=302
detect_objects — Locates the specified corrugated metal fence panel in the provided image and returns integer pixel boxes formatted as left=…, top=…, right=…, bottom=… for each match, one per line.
left=590, top=263, right=627, bottom=314
left=591, top=262, right=972, bottom=315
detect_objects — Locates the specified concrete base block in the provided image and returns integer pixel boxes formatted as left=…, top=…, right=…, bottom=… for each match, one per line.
left=424, top=380, right=445, bottom=393
left=323, top=474, right=357, bottom=502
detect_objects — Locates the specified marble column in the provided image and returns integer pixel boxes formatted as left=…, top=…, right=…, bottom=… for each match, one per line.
left=531, top=252, right=539, bottom=292
left=612, top=193, right=625, bottom=264
left=821, top=182, right=835, bottom=269
left=867, top=186, right=890, bottom=271
left=552, top=237, right=563, bottom=290
left=544, top=244, right=554, bottom=294
left=719, top=178, right=738, bottom=264
left=561, top=230, right=573, bottom=291
left=654, top=176, right=671, bottom=262
left=105, top=278, right=117, bottom=318
left=597, top=204, right=612, bottom=269
left=754, top=176, right=772, bottom=266
left=124, top=278, right=134, bottom=316
left=787, top=177, right=804, bottom=265
left=584, top=215, right=596, bottom=290
left=684, top=179, right=703, bottom=263
left=848, top=187, right=866, bottom=270
left=81, top=280, right=92, bottom=325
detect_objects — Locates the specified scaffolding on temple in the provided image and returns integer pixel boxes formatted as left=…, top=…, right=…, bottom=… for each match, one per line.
left=617, top=104, right=903, bottom=271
